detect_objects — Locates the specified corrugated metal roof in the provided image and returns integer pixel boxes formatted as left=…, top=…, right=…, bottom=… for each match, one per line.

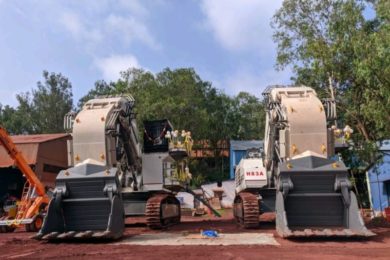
left=9, top=133, right=70, bottom=144
left=0, top=143, right=39, bottom=167
left=0, top=133, right=70, bottom=168
left=230, top=140, right=263, bottom=151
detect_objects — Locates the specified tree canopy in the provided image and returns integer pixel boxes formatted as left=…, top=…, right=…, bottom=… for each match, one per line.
left=272, top=0, right=389, bottom=143
left=79, top=67, right=265, bottom=143
left=0, top=71, right=73, bottom=134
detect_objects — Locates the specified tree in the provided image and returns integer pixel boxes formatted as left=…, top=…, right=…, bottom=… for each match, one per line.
left=80, top=67, right=266, bottom=182
left=354, top=0, right=390, bottom=140
left=15, top=71, right=73, bottom=133
left=0, top=104, right=20, bottom=134
left=81, top=68, right=214, bottom=140
left=77, top=80, right=116, bottom=109
left=234, top=92, right=265, bottom=140
left=272, top=0, right=390, bottom=203
left=272, top=0, right=389, bottom=142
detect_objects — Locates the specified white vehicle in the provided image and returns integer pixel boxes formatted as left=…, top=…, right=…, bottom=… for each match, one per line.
left=233, top=85, right=374, bottom=238
left=235, top=148, right=267, bottom=194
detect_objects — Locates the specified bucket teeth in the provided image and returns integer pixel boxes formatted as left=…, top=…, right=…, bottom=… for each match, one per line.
left=57, top=231, right=77, bottom=239
left=304, top=229, right=314, bottom=236
left=40, top=230, right=116, bottom=240
left=74, top=230, right=93, bottom=239
left=92, top=230, right=112, bottom=239
left=31, top=233, right=44, bottom=240
left=323, top=229, right=333, bottom=236
left=42, top=232, right=59, bottom=240
left=282, top=228, right=375, bottom=238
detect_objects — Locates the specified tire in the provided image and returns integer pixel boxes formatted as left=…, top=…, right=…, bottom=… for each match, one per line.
left=25, top=223, right=32, bottom=232
left=29, top=215, right=44, bottom=232
left=6, top=226, right=15, bottom=233
left=0, top=225, right=7, bottom=233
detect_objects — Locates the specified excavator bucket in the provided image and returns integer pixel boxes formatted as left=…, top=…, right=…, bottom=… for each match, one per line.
left=275, top=155, right=375, bottom=238
left=35, top=163, right=124, bottom=241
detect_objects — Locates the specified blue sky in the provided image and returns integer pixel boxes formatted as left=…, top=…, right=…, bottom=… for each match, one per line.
left=0, top=0, right=291, bottom=107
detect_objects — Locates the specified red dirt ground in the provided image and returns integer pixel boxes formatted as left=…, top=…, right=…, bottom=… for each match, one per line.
left=0, top=211, right=389, bottom=259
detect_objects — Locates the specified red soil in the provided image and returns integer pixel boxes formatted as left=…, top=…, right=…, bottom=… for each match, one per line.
left=0, top=211, right=389, bottom=259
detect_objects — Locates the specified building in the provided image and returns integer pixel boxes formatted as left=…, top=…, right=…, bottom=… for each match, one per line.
left=366, top=140, right=390, bottom=215
left=0, top=133, right=70, bottom=199
left=229, top=140, right=263, bottom=179
left=191, top=140, right=229, bottom=158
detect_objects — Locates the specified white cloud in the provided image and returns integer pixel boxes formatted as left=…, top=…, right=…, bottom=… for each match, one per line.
left=224, top=68, right=292, bottom=97
left=57, top=1, right=161, bottom=80
left=118, top=0, right=148, bottom=18
left=94, top=54, right=141, bottom=81
left=200, top=0, right=292, bottom=97
left=105, top=14, right=161, bottom=50
left=59, top=11, right=104, bottom=52
left=200, top=0, right=282, bottom=53
left=60, top=12, right=84, bottom=38
left=58, top=1, right=159, bottom=52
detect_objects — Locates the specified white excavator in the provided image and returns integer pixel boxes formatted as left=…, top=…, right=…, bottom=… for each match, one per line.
left=233, top=85, right=375, bottom=238
left=36, top=95, right=219, bottom=241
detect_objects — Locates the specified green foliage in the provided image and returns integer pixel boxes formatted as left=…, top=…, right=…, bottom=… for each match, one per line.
left=0, top=104, right=26, bottom=134
left=77, top=80, right=116, bottom=108
left=272, top=0, right=390, bottom=169
left=79, top=67, right=265, bottom=183
left=234, top=92, right=265, bottom=139
left=1, top=71, right=73, bottom=134
left=80, top=67, right=265, bottom=142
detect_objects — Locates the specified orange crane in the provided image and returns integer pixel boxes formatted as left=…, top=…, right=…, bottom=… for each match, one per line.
left=0, top=126, right=50, bottom=232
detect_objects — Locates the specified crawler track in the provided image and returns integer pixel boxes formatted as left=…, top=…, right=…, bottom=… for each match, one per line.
left=233, top=192, right=259, bottom=228
left=146, top=193, right=181, bottom=229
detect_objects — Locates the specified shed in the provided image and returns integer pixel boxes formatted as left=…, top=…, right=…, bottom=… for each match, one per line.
left=229, top=140, right=263, bottom=179
left=366, top=140, right=390, bottom=215
left=0, top=133, right=70, bottom=199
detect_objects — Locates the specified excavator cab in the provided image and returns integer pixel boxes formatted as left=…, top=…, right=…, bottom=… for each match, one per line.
left=245, top=148, right=262, bottom=159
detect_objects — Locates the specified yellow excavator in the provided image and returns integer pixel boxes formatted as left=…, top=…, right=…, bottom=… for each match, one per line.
left=0, top=126, right=50, bottom=232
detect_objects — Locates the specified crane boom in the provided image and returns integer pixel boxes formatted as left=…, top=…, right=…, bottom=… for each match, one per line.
left=0, top=127, right=46, bottom=196
left=0, top=126, right=50, bottom=233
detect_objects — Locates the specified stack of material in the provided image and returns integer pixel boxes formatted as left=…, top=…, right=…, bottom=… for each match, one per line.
left=210, top=187, right=224, bottom=210
left=176, top=180, right=235, bottom=210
